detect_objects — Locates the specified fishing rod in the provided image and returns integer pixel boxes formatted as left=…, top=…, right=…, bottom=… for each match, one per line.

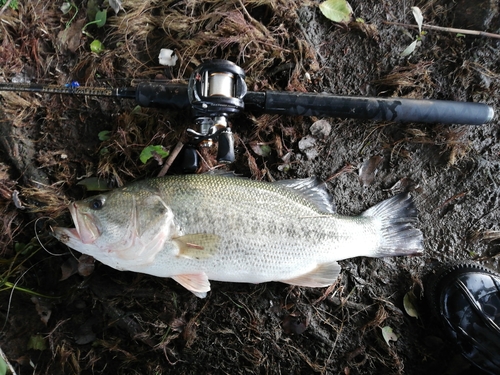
left=0, top=59, right=495, bottom=172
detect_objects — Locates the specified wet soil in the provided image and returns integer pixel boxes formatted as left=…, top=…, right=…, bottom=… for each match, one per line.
left=0, top=0, right=499, bottom=374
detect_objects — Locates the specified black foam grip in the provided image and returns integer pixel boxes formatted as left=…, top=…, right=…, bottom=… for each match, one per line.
left=261, top=91, right=494, bottom=125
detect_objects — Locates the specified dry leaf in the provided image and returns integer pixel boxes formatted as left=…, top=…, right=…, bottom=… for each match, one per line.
left=411, top=7, right=423, bottom=34
left=57, top=18, right=85, bottom=53
left=78, top=255, right=95, bottom=277
left=401, top=40, right=418, bottom=57
left=60, top=257, right=79, bottom=281
left=358, top=155, right=383, bottom=187
left=31, top=297, right=53, bottom=325
left=403, top=292, right=419, bottom=319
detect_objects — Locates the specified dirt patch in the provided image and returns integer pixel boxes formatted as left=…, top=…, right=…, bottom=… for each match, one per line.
left=1, top=0, right=499, bottom=374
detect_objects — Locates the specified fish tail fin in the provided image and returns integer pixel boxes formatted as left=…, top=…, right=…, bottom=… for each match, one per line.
left=362, top=192, right=424, bottom=257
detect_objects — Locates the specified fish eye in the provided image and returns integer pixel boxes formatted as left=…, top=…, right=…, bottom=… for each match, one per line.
left=89, top=198, right=104, bottom=210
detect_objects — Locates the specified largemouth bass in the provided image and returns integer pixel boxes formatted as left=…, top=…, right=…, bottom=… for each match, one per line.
left=53, top=174, right=424, bottom=297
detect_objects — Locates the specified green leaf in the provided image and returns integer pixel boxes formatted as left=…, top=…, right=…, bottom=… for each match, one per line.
left=0, top=0, right=18, bottom=10
left=27, top=335, right=47, bottom=351
left=260, top=145, right=272, bottom=157
left=140, top=145, right=169, bottom=164
left=95, top=9, right=107, bottom=28
left=319, top=0, right=353, bottom=23
left=98, top=130, right=111, bottom=141
left=381, top=326, right=398, bottom=345
left=90, top=39, right=104, bottom=53
left=14, top=242, right=36, bottom=255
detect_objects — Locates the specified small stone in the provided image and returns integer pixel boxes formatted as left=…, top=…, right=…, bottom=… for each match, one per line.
left=304, top=148, right=319, bottom=160
left=310, top=119, right=331, bottom=139
left=298, top=135, right=317, bottom=151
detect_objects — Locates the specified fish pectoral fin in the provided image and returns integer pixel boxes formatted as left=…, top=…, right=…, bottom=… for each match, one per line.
left=171, top=273, right=210, bottom=298
left=282, top=262, right=341, bottom=287
left=173, top=234, right=220, bottom=259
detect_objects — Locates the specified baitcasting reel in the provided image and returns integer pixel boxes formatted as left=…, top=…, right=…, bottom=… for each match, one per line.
left=182, top=60, right=247, bottom=173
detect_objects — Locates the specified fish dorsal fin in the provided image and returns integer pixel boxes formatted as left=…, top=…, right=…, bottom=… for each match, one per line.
left=274, top=177, right=336, bottom=214
left=171, top=273, right=210, bottom=298
left=173, top=233, right=220, bottom=259
left=282, top=261, right=341, bottom=287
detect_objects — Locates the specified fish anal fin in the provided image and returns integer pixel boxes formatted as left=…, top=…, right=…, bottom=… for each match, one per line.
left=171, top=273, right=210, bottom=298
left=282, top=262, right=341, bottom=287
left=173, top=233, right=220, bottom=259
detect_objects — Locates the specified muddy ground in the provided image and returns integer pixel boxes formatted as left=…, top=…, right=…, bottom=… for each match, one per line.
left=0, top=0, right=499, bottom=374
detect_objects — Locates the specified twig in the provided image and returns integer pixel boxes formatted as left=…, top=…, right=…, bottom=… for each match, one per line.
left=157, top=141, right=184, bottom=177
left=0, top=0, right=13, bottom=17
left=383, top=21, right=500, bottom=40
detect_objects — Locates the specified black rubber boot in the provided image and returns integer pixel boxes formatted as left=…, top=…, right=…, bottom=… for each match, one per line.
left=427, top=262, right=500, bottom=374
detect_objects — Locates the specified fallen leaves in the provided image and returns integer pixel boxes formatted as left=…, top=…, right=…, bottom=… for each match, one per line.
left=60, top=255, right=95, bottom=281
left=358, top=155, right=383, bottom=187
left=139, top=145, right=169, bottom=164
left=57, top=18, right=86, bottom=53
left=403, top=291, right=419, bottom=319
left=381, top=326, right=398, bottom=345
left=319, top=0, right=353, bottom=23
left=31, top=296, right=53, bottom=325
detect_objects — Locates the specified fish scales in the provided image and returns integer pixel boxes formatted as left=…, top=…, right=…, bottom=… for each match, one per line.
left=149, top=175, right=374, bottom=276
left=53, top=174, right=424, bottom=297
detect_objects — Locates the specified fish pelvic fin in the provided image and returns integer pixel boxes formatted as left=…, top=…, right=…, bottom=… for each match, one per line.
left=362, top=192, right=424, bottom=257
left=282, top=261, right=341, bottom=287
left=171, top=273, right=210, bottom=298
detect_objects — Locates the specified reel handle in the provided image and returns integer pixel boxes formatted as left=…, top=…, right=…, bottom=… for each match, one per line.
left=217, top=129, right=235, bottom=164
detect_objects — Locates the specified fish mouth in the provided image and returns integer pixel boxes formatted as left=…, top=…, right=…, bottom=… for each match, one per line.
left=69, top=202, right=101, bottom=244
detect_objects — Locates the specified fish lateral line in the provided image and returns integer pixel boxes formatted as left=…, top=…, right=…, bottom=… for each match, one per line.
left=298, top=214, right=333, bottom=219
